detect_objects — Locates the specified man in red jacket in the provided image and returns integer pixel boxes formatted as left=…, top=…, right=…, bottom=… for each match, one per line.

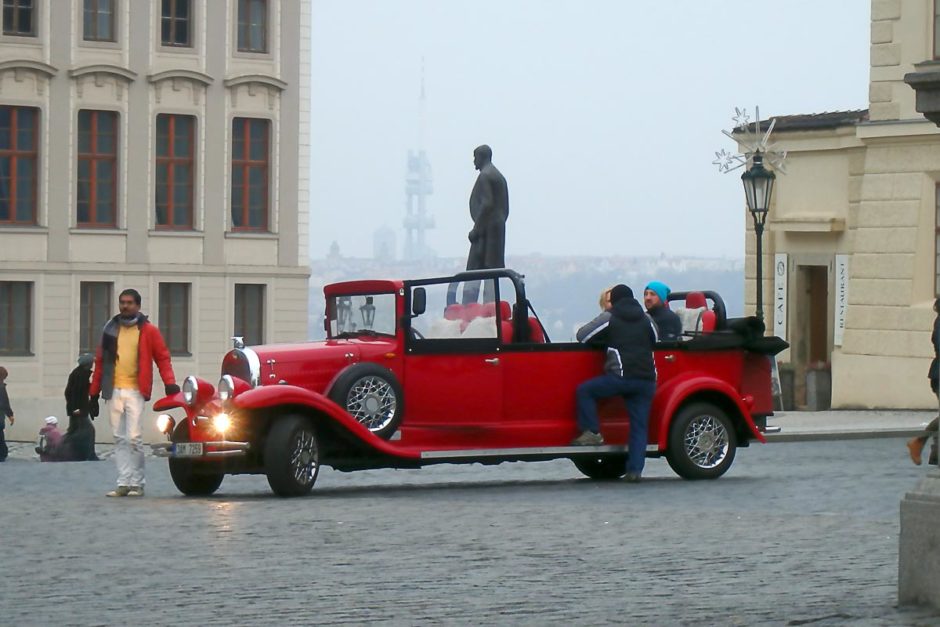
left=90, top=288, right=179, bottom=497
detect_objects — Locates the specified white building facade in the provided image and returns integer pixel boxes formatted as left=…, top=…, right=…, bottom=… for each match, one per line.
left=0, top=0, right=310, bottom=440
left=747, top=0, right=940, bottom=409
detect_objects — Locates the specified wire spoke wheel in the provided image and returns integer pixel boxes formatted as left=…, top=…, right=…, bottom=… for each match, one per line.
left=265, top=416, right=320, bottom=497
left=683, top=414, right=729, bottom=469
left=667, top=402, right=737, bottom=480
left=289, top=428, right=319, bottom=486
left=346, top=376, right=398, bottom=432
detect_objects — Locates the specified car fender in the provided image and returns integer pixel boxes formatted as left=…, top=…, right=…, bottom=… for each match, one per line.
left=653, top=374, right=766, bottom=450
left=231, top=384, right=420, bottom=460
left=153, top=392, right=185, bottom=411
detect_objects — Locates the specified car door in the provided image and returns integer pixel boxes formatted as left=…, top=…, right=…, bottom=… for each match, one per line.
left=402, top=279, right=504, bottom=448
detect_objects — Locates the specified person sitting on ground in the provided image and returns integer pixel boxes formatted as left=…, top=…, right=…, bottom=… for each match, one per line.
left=572, top=284, right=657, bottom=483
left=60, top=353, right=99, bottom=462
left=36, top=416, right=63, bottom=462
left=643, top=281, right=682, bottom=341
left=907, top=298, right=940, bottom=465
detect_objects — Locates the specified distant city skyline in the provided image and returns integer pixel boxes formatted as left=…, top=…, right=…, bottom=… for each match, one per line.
left=309, top=1, right=870, bottom=261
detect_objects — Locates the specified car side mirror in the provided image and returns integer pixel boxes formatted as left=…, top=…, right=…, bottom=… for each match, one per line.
left=412, top=288, right=426, bottom=316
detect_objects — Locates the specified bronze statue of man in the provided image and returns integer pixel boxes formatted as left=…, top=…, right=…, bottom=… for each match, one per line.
left=463, top=145, right=509, bottom=303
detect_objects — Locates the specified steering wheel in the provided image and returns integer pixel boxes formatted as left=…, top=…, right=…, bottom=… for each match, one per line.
left=410, top=327, right=425, bottom=340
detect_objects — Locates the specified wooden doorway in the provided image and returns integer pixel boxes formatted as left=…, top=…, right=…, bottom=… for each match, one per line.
left=794, top=264, right=830, bottom=408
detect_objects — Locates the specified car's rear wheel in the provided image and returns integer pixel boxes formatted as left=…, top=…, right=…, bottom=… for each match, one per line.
left=666, top=402, right=737, bottom=480
left=328, top=363, right=403, bottom=439
left=572, top=454, right=628, bottom=480
left=168, top=423, right=224, bottom=496
left=264, top=415, right=320, bottom=497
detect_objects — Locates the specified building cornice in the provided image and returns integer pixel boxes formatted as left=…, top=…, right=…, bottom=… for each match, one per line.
left=148, top=69, right=213, bottom=87
left=769, top=215, right=845, bottom=233
left=224, top=73, right=287, bottom=92
left=0, top=59, right=58, bottom=77
left=69, top=64, right=137, bottom=83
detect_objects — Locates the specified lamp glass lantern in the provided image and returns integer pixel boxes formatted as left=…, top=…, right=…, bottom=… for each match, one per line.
left=740, top=152, right=775, bottom=219
left=359, top=296, right=376, bottom=329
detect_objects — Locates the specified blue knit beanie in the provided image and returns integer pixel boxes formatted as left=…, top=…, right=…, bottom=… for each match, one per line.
left=645, top=281, right=670, bottom=305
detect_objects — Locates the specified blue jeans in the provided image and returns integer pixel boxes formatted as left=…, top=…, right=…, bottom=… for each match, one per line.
left=576, top=374, right=656, bottom=474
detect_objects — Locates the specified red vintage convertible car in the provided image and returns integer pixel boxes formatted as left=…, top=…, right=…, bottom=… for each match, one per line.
left=152, top=268, right=787, bottom=497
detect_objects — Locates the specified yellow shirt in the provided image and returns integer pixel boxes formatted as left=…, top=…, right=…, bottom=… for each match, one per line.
left=113, top=325, right=140, bottom=390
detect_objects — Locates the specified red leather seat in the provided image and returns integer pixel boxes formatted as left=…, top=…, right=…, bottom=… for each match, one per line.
left=527, top=317, right=545, bottom=343
left=685, top=292, right=707, bottom=309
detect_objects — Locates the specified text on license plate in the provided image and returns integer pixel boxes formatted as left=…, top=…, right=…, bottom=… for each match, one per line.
left=175, top=442, right=204, bottom=457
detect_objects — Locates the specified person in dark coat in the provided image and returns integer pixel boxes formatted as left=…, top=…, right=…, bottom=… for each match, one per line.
left=572, top=284, right=658, bottom=482
left=644, top=281, right=682, bottom=341
left=463, top=145, right=509, bottom=304
left=60, top=353, right=99, bottom=461
left=907, top=298, right=940, bottom=465
left=0, top=366, right=14, bottom=462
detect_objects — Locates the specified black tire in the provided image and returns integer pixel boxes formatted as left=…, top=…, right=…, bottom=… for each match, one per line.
left=572, top=454, right=628, bottom=480
left=327, top=363, right=403, bottom=439
left=666, top=402, right=737, bottom=480
left=168, top=422, right=224, bottom=496
left=264, top=415, right=320, bottom=497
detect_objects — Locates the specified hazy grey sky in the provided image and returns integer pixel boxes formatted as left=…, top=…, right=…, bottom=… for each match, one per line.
left=309, top=1, right=870, bottom=260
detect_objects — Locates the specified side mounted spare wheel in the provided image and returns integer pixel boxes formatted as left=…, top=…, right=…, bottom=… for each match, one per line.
left=264, top=415, right=320, bottom=497
left=666, top=401, right=737, bottom=480
left=168, top=422, right=224, bottom=496
left=327, top=363, right=404, bottom=439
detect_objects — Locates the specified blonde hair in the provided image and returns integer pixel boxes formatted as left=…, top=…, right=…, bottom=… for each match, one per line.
left=598, top=286, right=613, bottom=311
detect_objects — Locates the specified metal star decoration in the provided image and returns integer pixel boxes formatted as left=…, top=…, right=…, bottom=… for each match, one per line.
left=714, top=106, right=788, bottom=174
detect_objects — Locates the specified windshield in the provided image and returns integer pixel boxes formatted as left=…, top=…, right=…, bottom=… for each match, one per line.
left=326, top=293, right=396, bottom=338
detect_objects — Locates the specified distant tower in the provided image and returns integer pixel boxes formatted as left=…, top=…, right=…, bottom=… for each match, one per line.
left=403, top=59, right=435, bottom=260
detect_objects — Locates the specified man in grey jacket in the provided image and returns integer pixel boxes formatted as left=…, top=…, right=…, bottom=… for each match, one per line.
left=572, top=284, right=657, bottom=482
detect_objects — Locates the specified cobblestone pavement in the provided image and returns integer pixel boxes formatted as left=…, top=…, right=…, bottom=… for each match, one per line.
left=1, top=438, right=939, bottom=626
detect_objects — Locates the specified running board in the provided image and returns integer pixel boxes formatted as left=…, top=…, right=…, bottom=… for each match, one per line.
left=420, top=444, right=659, bottom=460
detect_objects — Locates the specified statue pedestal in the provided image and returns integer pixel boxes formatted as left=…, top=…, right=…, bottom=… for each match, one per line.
left=899, top=469, right=940, bottom=606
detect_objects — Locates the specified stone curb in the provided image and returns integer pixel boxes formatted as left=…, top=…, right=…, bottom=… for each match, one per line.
left=765, top=428, right=922, bottom=443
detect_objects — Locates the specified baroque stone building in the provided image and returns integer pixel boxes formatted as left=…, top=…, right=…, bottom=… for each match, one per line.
left=748, top=0, right=938, bottom=409
left=0, top=0, right=310, bottom=439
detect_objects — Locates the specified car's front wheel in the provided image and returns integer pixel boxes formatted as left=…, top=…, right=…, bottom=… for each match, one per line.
left=264, top=415, right=320, bottom=497
left=168, top=423, right=224, bottom=496
left=572, top=454, right=628, bottom=480
left=666, top=402, right=737, bottom=480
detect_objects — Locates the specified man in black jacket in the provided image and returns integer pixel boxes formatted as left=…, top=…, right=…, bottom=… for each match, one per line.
left=573, top=284, right=657, bottom=482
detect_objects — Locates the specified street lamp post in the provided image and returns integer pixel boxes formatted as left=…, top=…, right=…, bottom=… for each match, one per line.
left=741, top=151, right=776, bottom=323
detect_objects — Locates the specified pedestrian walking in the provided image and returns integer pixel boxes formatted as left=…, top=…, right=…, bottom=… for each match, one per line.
left=0, top=366, right=14, bottom=462
left=907, top=297, right=940, bottom=465
left=60, top=353, right=99, bottom=461
left=572, top=284, right=657, bottom=482
left=89, top=289, right=179, bottom=496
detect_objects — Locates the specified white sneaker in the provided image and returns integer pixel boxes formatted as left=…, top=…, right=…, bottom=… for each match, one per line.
left=106, top=486, right=130, bottom=497
left=126, top=486, right=145, bottom=497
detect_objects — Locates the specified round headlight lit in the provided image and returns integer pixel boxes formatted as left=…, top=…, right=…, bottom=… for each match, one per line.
left=182, top=376, right=198, bottom=406
left=218, top=374, right=235, bottom=402
left=156, top=414, right=176, bottom=435
left=212, top=412, right=232, bottom=434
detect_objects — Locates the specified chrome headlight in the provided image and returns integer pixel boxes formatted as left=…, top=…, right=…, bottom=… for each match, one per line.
left=182, top=376, right=199, bottom=406
left=156, top=414, right=176, bottom=435
left=218, top=374, right=235, bottom=402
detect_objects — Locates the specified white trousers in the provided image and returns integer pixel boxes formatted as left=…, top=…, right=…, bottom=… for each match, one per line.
left=109, top=388, right=146, bottom=487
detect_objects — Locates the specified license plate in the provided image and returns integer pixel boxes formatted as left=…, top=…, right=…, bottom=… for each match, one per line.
left=175, top=442, right=204, bottom=457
